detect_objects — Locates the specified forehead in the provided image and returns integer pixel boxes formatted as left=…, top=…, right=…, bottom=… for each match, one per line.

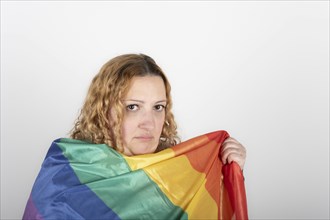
left=125, top=76, right=166, bottom=99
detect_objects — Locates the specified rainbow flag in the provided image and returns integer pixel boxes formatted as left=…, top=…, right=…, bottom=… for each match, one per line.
left=23, top=130, right=248, bottom=219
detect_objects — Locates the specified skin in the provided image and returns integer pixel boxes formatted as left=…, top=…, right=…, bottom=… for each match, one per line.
left=221, top=137, right=246, bottom=170
left=121, top=76, right=166, bottom=156
left=119, top=75, right=247, bottom=170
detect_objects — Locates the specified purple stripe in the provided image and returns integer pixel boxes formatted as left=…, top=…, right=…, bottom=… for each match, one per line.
left=22, top=195, right=43, bottom=220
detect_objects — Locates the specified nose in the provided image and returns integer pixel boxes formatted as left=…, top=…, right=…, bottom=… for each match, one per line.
left=138, top=110, right=155, bottom=131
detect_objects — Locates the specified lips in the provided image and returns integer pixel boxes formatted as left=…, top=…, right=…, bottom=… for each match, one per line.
left=134, top=135, right=154, bottom=141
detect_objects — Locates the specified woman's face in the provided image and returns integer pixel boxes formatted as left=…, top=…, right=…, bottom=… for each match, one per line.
left=120, top=76, right=166, bottom=156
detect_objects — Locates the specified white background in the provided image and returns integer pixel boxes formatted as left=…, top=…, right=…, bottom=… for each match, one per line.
left=1, top=1, right=329, bottom=219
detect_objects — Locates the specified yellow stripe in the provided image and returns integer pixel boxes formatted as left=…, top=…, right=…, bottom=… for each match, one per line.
left=124, top=148, right=175, bottom=171
left=124, top=150, right=218, bottom=219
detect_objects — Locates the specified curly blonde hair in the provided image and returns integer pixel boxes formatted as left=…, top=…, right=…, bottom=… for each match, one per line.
left=71, top=54, right=180, bottom=152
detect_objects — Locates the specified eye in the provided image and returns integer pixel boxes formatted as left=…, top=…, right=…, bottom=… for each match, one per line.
left=126, top=104, right=139, bottom=111
left=154, top=104, right=166, bottom=112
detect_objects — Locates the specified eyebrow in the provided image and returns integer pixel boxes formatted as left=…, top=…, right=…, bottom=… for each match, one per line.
left=123, top=99, right=167, bottom=104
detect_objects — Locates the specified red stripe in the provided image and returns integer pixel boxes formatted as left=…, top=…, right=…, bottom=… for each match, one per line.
left=223, top=162, right=249, bottom=219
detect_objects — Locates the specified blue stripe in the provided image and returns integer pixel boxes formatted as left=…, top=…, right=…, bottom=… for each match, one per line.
left=29, top=140, right=120, bottom=220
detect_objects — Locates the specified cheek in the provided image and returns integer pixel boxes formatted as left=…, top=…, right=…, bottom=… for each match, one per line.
left=156, top=114, right=166, bottom=132
left=121, top=117, right=137, bottom=140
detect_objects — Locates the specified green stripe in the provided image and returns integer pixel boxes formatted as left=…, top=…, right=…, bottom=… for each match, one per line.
left=57, top=138, right=188, bottom=219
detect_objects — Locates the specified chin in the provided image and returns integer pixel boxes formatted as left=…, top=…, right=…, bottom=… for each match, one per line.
left=133, top=144, right=157, bottom=155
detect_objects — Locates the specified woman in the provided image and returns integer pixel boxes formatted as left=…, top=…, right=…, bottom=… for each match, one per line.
left=71, top=53, right=246, bottom=168
left=23, top=53, right=247, bottom=220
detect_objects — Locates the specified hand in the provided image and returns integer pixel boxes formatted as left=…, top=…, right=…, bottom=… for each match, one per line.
left=220, top=137, right=246, bottom=170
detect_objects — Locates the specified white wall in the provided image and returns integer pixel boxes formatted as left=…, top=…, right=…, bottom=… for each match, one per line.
left=1, top=1, right=329, bottom=219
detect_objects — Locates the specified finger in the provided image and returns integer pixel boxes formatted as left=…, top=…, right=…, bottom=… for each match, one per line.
left=226, top=153, right=245, bottom=170
left=221, top=138, right=244, bottom=152
left=222, top=137, right=240, bottom=146
left=221, top=141, right=246, bottom=156
left=221, top=147, right=245, bottom=165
